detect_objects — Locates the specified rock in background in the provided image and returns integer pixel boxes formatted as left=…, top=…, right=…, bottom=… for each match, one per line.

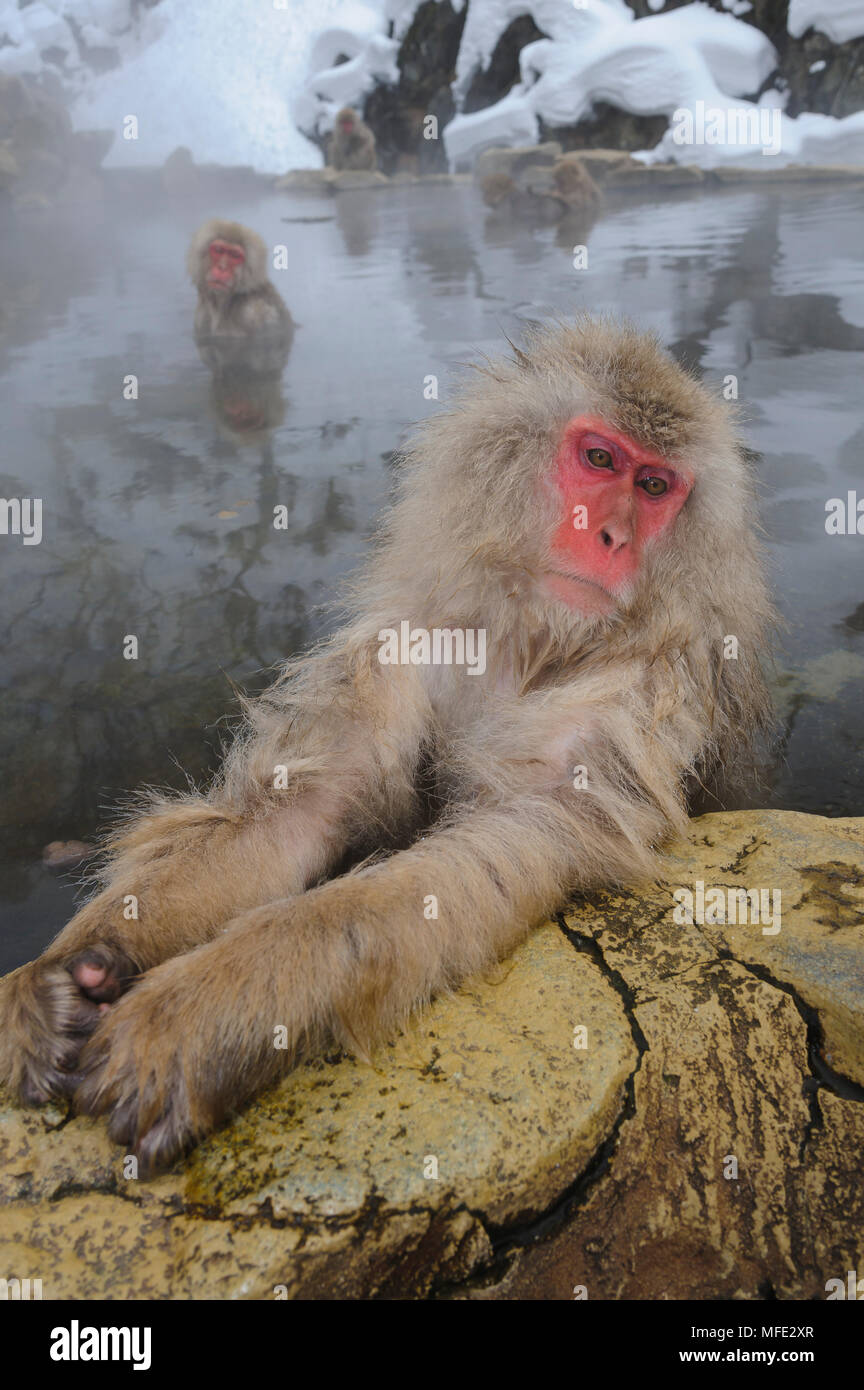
left=0, top=71, right=111, bottom=214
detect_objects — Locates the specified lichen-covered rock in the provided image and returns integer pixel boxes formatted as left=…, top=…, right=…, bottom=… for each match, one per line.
left=1, top=810, right=861, bottom=1300
left=275, top=168, right=338, bottom=191
left=710, top=164, right=864, bottom=183
left=667, top=811, right=864, bottom=1085
left=605, top=162, right=705, bottom=188
left=329, top=169, right=389, bottom=192
left=0, top=925, right=635, bottom=1299
left=479, top=810, right=864, bottom=1300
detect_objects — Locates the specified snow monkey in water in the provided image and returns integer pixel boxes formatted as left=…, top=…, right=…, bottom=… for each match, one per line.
left=328, top=105, right=377, bottom=171
left=0, top=318, right=774, bottom=1172
left=187, top=218, right=294, bottom=351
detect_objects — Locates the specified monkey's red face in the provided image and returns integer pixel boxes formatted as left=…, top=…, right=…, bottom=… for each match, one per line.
left=339, top=116, right=354, bottom=133
left=207, top=239, right=245, bottom=292
left=545, top=416, right=693, bottom=615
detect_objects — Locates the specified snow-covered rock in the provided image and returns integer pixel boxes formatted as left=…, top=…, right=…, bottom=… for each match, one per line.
left=787, top=0, right=864, bottom=45
left=445, top=3, right=779, bottom=165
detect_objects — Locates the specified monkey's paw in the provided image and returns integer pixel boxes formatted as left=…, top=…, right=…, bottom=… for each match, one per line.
left=74, top=958, right=223, bottom=1175
left=0, top=945, right=137, bottom=1105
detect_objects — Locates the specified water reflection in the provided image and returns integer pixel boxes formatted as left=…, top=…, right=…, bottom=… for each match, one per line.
left=0, top=176, right=862, bottom=968
left=198, top=333, right=292, bottom=449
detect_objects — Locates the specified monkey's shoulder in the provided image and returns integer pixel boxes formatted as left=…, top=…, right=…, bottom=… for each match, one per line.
left=237, top=284, right=291, bottom=332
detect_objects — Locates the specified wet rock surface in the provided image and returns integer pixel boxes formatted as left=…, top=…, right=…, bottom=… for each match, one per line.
left=1, top=809, right=862, bottom=1299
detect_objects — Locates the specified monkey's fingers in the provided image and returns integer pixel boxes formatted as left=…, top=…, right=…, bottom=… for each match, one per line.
left=67, top=945, right=139, bottom=1004
left=0, top=963, right=105, bottom=1105
left=74, top=988, right=199, bottom=1176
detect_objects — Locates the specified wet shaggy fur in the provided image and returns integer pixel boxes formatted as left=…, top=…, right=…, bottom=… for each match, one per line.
left=0, top=317, right=775, bottom=1172
left=328, top=106, right=377, bottom=171
left=187, top=217, right=294, bottom=344
left=482, top=154, right=601, bottom=221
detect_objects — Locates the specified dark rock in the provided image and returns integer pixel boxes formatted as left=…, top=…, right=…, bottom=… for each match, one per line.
left=363, top=0, right=467, bottom=174
left=462, top=13, right=547, bottom=114
left=540, top=105, right=669, bottom=155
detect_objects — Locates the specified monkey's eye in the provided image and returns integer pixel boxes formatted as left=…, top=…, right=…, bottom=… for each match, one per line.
left=586, top=447, right=613, bottom=469
left=638, top=475, right=668, bottom=497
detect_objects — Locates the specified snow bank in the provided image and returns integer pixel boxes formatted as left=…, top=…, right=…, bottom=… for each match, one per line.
left=644, top=104, right=864, bottom=167
left=0, top=0, right=354, bottom=170
left=292, top=1, right=401, bottom=140
left=787, top=0, right=864, bottom=44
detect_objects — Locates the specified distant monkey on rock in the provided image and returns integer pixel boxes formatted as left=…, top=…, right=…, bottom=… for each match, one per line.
left=328, top=106, right=377, bottom=171
left=482, top=153, right=601, bottom=221
left=0, top=318, right=774, bottom=1173
left=187, top=218, right=294, bottom=350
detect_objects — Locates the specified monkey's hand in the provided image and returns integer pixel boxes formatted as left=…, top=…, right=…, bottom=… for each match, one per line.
left=72, top=911, right=296, bottom=1174
left=71, top=793, right=635, bottom=1173
left=70, top=875, right=420, bottom=1174
left=0, top=944, right=138, bottom=1104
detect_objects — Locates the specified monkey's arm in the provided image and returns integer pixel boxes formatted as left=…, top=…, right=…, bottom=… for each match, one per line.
left=0, top=655, right=430, bottom=1103
left=73, top=772, right=678, bottom=1171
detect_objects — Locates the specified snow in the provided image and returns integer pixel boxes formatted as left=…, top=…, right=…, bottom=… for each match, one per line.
left=0, top=0, right=354, bottom=170
left=788, top=0, right=864, bottom=44
left=445, top=1, right=780, bottom=165
left=0, top=0, right=861, bottom=172
left=442, top=0, right=864, bottom=169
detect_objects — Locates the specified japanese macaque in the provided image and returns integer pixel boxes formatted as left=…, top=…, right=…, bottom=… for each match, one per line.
left=0, top=319, right=774, bottom=1173
left=328, top=106, right=377, bottom=171
left=188, top=218, right=294, bottom=348
left=481, top=153, right=601, bottom=222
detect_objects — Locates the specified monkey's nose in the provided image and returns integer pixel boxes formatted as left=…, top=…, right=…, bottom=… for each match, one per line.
left=598, top=523, right=631, bottom=551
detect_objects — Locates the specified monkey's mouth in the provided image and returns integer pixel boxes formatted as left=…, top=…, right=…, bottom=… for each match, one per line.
left=543, top=570, right=618, bottom=613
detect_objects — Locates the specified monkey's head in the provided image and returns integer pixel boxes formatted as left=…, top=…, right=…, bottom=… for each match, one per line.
left=336, top=107, right=357, bottom=134
left=187, top=218, right=268, bottom=302
left=376, top=317, right=773, bottom=744
left=391, top=319, right=760, bottom=619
